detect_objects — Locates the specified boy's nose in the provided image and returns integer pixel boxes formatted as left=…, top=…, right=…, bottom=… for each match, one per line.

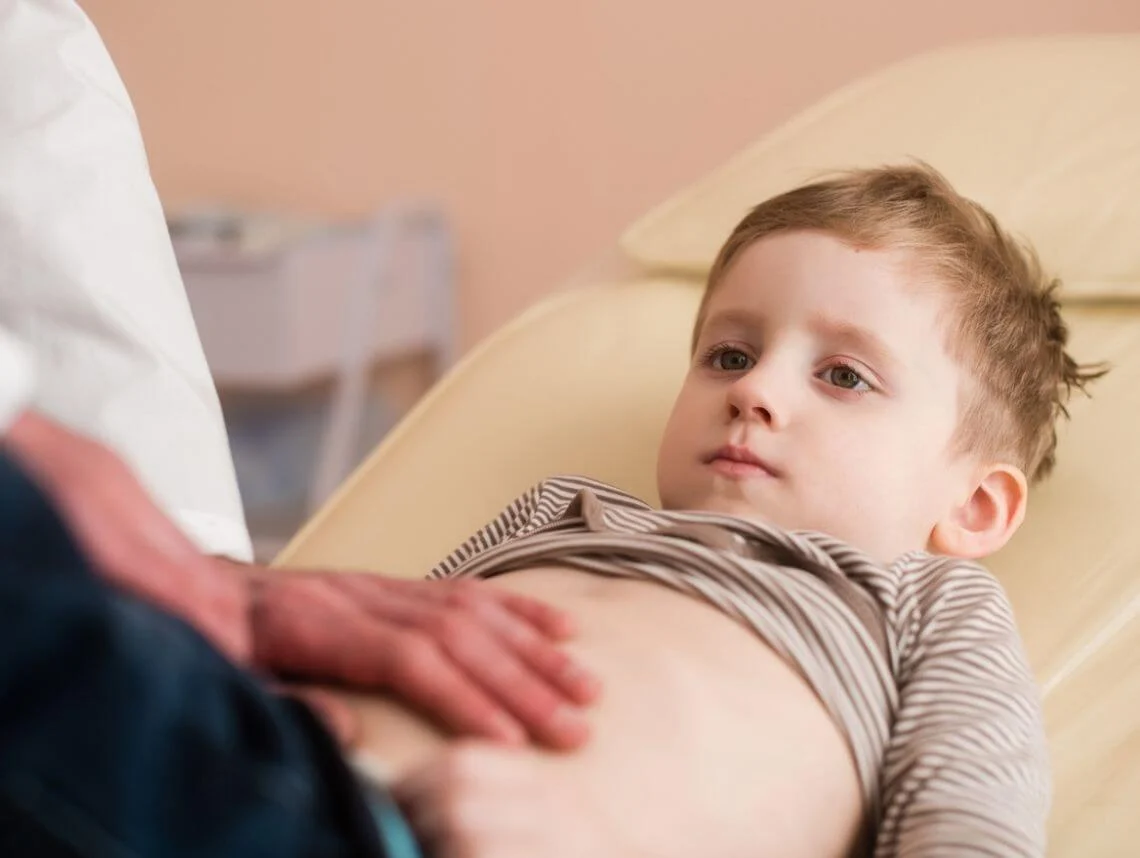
left=726, top=372, right=785, bottom=429
left=728, top=400, right=775, bottom=426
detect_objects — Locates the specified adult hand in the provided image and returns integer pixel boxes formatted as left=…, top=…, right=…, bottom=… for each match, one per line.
left=4, top=411, right=602, bottom=751
left=394, top=742, right=631, bottom=858
left=248, top=569, right=601, bottom=750
left=3, top=411, right=251, bottom=663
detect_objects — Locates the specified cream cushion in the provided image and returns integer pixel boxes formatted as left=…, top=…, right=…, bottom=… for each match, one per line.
left=621, top=34, right=1140, bottom=302
left=278, top=34, right=1140, bottom=857
left=278, top=277, right=697, bottom=577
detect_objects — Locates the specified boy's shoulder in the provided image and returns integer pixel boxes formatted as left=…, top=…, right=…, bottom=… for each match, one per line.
left=886, top=549, right=1020, bottom=639
left=887, top=549, right=1004, bottom=589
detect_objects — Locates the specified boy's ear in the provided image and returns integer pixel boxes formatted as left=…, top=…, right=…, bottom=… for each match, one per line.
left=929, top=464, right=1028, bottom=559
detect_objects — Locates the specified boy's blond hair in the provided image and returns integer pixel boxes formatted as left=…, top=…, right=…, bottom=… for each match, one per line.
left=694, top=163, right=1106, bottom=483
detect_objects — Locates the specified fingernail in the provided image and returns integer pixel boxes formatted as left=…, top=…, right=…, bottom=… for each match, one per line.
left=564, top=667, right=602, bottom=701
left=548, top=705, right=589, bottom=744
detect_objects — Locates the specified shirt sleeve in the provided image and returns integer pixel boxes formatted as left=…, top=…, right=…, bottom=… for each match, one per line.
left=875, top=557, right=1051, bottom=857
left=0, top=0, right=251, bottom=560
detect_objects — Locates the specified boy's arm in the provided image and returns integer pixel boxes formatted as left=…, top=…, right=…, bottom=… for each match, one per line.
left=876, top=558, right=1050, bottom=857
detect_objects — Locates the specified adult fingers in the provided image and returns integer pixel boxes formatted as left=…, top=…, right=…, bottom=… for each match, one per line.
left=255, top=574, right=592, bottom=747
left=336, top=577, right=600, bottom=706
left=343, top=575, right=578, bottom=641
left=352, top=625, right=529, bottom=745
left=252, top=578, right=525, bottom=743
left=484, top=588, right=578, bottom=640
left=422, top=613, right=591, bottom=750
left=456, top=596, right=601, bottom=706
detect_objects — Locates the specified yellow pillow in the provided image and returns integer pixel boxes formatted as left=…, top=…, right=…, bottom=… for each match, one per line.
left=621, top=34, right=1140, bottom=301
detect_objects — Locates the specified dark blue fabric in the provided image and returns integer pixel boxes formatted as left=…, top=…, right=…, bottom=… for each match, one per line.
left=0, top=452, right=412, bottom=858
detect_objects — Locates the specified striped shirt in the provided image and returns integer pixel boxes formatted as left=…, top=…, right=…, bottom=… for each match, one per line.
left=428, top=475, right=1050, bottom=856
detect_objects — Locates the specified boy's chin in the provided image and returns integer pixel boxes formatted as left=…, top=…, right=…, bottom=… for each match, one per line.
left=672, top=486, right=782, bottom=527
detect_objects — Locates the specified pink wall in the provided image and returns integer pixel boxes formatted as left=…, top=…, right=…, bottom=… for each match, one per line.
left=80, top=0, right=1140, bottom=351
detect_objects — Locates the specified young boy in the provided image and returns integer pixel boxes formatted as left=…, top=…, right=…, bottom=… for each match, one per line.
left=354, top=163, right=1104, bottom=858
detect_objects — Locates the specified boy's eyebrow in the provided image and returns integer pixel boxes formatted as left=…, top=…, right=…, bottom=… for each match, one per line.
left=700, top=309, right=763, bottom=335
left=808, top=314, right=900, bottom=371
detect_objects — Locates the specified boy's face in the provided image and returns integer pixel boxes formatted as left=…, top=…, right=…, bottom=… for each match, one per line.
left=656, top=230, right=974, bottom=562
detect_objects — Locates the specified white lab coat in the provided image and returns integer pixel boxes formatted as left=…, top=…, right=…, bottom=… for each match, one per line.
left=0, top=0, right=252, bottom=561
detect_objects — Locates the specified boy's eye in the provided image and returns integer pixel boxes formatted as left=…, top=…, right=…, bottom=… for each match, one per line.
left=712, top=349, right=754, bottom=372
left=821, top=364, right=871, bottom=391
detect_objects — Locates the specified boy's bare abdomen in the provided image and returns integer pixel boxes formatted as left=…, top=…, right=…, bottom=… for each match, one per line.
left=342, top=566, right=864, bottom=858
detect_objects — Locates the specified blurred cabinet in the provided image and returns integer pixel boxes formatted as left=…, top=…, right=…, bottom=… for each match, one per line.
left=171, top=204, right=455, bottom=558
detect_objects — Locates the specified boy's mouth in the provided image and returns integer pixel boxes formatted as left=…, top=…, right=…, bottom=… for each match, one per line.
left=704, top=445, right=781, bottom=479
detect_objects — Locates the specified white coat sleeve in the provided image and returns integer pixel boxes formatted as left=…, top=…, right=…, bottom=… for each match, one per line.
left=0, top=0, right=252, bottom=560
left=0, top=329, right=33, bottom=435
